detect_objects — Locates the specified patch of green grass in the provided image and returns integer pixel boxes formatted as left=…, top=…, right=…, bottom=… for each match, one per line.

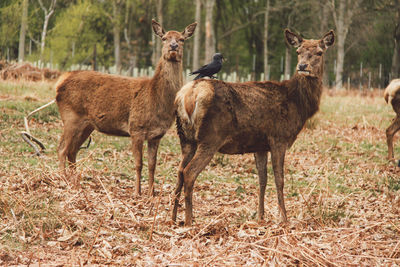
left=388, top=176, right=400, bottom=191
left=321, top=208, right=347, bottom=223
left=0, top=81, right=55, bottom=100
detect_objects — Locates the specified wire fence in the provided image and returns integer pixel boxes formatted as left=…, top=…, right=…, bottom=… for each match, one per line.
left=25, top=60, right=392, bottom=90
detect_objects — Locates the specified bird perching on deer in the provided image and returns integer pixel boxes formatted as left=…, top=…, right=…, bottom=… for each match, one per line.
left=55, top=20, right=197, bottom=195
left=172, top=29, right=335, bottom=226
left=190, top=53, right=224, bottom=80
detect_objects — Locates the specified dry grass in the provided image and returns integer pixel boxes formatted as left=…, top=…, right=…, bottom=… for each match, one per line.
left=1, top=81, right=400, bottom=265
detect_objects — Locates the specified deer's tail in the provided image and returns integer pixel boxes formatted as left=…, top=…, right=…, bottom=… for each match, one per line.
left=175, top=80, right=214, bottom=140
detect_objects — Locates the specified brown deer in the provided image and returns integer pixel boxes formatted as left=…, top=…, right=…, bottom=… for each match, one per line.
left=172, top=29, right=335, bottom=226
left=384, top=79, right=400, bottom=162
left=55, top=20, right=196, bottom=195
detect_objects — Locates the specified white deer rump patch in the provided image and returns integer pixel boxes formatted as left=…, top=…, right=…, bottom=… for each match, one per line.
left=384, top=79, right=400, bottom=105
left=175, top=81, right=214, bottom=125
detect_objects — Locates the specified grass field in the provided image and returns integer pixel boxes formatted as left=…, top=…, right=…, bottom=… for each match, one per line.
left=0, top=80, right=400, bottom=265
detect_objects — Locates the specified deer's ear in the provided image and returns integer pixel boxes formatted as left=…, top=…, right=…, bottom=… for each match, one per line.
left=320, top=30, right=335, bottom=48
left=152, top=19, right=165, bottom=38
left=285, top=29, right=303, bottom=47
left=182, top=22, right=197, bottom=39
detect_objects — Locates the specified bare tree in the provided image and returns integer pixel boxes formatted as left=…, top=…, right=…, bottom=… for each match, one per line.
left=192, top=0, right=202, bottom=70
left=263, top=0, right=270, bottom=77
left=204, top=0, right=215, bottom=63
left=391, top=1, right=400, bottom=78
left=330, top=0, right=362, bottom=89
left=37, top=0, right=57, bottom=65
left=317, top=0, right=331, bottom=85
left=123, top=0, right=137, bottom=75
left=155, top=0, right=163, bottom=63
left=18, top=0, right=29, bottom=62
left=112, top=0, right=122, bottom=72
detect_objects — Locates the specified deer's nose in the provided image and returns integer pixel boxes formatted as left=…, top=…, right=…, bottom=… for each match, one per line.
left=170, top=43, right=178, bottom=51
left=299, top=64, right=308, bottom=71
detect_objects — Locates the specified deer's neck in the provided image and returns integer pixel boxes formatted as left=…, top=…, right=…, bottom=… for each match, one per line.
left=287, top=73, right=323, bottom=122
left=151, top=58, right=183, bottom=100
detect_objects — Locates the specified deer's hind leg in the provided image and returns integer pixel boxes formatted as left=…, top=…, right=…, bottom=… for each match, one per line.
left=182, top=143, right=220, bottom=226
left=58, top=111, right=93, bottom=177
left=172, top=140, right=197, bottom=222
left=386, top=114, right=400, bottom=161
left=254, top=151, right=268, bottom=222
left=270, top=141, right=288, bottom=223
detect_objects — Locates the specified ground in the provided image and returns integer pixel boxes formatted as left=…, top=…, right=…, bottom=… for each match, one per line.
left=0, top=80, right=399, bottom=266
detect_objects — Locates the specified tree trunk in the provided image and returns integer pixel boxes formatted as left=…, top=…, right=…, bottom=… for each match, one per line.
left=112, top=1, right=121, bottom=72
left=336, top=30, right=345, bottom=89
left=38, top=0, right=57, bottom=66
left=319, top=1, right=330, bottom=86
left=391, top=6, right=400, bottom=79
left=331, top=0, right=361, bottom=89
left=155, top=0, right=163, bottom=63
left=335, top=0, right=346, bottom=89
left=192, top=0, right=201, bottom=70
left=284, top=44, right=291, bottom=80
left=263, top=0, right=270, bottom=79
left=18, top=0, right=28, bottom=62
left=204, top=0, right=216, bottom=63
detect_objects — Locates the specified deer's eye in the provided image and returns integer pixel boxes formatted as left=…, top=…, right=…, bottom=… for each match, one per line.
left=317, top=51, right=323, bottom=56
left=162, top=37, right=167, bottom=41
left=179, top=38, right=185, bottom=42
left=296, top=50, right=300, bottom=55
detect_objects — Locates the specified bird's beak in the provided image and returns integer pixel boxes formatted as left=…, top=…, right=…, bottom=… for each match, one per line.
left=222, top=57, right=226, bottom=62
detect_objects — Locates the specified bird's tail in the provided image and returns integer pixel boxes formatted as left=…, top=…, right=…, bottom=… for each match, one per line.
left=193, top=74, right=204, bottom=80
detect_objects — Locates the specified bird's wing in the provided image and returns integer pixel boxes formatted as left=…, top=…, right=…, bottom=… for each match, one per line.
left=190, top=64, right=209, bottom=75
left=202, top=62, right=221, bottom=76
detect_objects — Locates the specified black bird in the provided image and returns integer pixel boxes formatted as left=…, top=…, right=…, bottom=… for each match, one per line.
left=190, top=53, right=224, bottom=80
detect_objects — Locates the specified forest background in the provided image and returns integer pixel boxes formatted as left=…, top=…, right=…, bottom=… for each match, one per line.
left=0, top=0, right=399, bottom=88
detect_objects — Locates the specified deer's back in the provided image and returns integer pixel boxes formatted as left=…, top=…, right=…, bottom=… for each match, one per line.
left=176, top=79, right=303, bottom=154
left=55, top=71, right=151, bottom=136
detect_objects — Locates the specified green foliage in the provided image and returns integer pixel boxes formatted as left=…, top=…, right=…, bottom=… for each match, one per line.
left=48, top=0, right=113, bottom=68
left=0, top=0, right=397, bottom=84
left=0, top=1, right=22, bottom=55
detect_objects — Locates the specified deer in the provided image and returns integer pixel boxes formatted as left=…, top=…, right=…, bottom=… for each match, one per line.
left=39, top=20, right=196, bottom=195
left=384, top=79, right=400, bottom=162
left=172, top=29, right=335, bottom=226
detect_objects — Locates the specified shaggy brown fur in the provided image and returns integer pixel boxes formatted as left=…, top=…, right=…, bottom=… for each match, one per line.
left=55, top=20, right=196, bottom=195
left=384, top=79, right=400, bottom=161
left=172, top=29, right=335, bottom=226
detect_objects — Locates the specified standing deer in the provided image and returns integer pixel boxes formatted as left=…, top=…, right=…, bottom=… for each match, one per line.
left=384, top=79, right=400, bottom=162
left=55, top=20, right=196, bottom=195
left=172, top=29, right=335, bottom=226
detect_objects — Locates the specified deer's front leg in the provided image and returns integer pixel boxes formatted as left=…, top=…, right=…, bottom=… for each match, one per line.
left=131, top=136, right=144, bottom=196
left=147, top=138, right=161, bottom=196
left=386, top=115, right=400, bottom=161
